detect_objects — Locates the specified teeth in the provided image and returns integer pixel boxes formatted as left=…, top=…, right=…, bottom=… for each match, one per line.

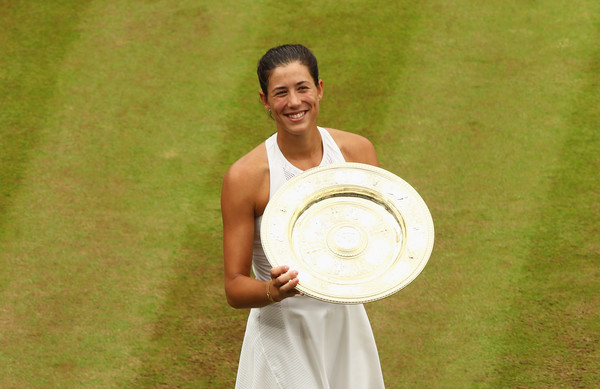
left=288, top=112, right=305, bottom=119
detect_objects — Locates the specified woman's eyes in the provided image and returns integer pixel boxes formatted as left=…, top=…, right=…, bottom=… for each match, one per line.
left=273, top=86, right=310, bottom=97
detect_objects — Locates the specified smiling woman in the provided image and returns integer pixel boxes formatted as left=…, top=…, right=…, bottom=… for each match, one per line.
left=221, top=44, right=384, bottom=388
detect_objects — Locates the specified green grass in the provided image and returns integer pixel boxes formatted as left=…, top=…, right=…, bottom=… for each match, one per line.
left=1, top=1, right=598, bottom=388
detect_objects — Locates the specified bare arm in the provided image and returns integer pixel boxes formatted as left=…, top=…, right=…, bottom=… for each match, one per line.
left=221, top=158, right=299, bottom=309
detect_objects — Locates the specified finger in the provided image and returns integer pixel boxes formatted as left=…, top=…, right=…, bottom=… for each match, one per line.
left=283, top=270, right=299, bottom=290
left=288, top=270, right=298, bottom=284
left=270, top=265, right=289, bottom=279
left=271, top=272, right=288, bottom=289
left=285, top=278, right=296, bottom=289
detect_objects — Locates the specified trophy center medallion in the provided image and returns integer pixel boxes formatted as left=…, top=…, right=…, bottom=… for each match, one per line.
left=327, top=224, right=367, bottom=258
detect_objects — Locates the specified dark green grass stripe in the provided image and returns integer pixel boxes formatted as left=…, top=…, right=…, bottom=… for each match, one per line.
left=495, top=30, right=600, bottom=387
left=0, top=1, right=91, bottom=233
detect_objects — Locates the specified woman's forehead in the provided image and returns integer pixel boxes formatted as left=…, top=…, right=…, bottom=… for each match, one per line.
left=269, top=62, right=312, bottom=87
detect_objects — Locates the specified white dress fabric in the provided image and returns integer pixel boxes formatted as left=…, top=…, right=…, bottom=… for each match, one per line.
left=235, top=127, right=385, bottom=389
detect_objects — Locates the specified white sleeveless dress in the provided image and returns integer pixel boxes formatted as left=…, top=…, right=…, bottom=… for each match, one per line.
left=235, top=127, right=385, bottom=389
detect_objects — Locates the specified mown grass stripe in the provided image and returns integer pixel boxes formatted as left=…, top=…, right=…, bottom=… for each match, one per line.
left=0, top=1, right=92, bottom=234
left=495, top=29, right=600, bottom=387
left=129, top=1, right=272, bottom=387
left=368, top=1, right=599, bottom=386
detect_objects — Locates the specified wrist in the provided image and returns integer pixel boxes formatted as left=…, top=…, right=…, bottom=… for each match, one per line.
left=266, top=280, right=275, bottom=303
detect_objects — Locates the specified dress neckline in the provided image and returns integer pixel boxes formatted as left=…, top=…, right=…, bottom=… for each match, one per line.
left=274, top=127, right=325, bottom=174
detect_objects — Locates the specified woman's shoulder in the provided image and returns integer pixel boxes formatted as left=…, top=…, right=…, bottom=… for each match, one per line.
left=322, top=127, right=379, bottom=166
left=223, top=142, right=269, bottom=191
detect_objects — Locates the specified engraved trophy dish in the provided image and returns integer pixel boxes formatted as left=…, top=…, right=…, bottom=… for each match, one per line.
left=261, top=163, right=434, bottom=304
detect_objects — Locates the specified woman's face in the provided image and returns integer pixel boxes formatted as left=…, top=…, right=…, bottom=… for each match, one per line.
left=260, top=61, right=323, bottom=136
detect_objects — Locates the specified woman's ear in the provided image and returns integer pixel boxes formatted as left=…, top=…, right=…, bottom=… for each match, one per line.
left=317, top=79, right=324, bottom=101
left=259, top=91, right=269, bottom=110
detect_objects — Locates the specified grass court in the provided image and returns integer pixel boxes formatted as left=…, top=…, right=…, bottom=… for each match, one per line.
left=1, top=1, right=598, bottom=387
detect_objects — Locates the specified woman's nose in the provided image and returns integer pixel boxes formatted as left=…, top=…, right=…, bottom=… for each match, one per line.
left=287, top=91, right=301, bottom=107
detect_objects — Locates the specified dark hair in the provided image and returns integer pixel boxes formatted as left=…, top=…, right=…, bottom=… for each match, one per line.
left=257, top=44, right=319, bottom=96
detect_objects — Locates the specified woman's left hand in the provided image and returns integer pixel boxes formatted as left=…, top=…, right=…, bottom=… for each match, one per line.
left=268, top=265, right=301, bottom=302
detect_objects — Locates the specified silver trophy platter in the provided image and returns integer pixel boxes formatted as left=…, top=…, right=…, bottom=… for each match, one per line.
left=261, top=163, right=434, bottom=304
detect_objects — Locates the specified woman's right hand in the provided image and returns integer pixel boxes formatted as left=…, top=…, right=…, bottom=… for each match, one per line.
left=268, top=265, right=300, bottom=302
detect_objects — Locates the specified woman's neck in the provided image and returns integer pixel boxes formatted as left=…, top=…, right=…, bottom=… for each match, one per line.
left=276, top=126, right=323, bottom=171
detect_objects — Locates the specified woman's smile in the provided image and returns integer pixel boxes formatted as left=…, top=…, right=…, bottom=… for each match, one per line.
left=286, top=111, right=307, bottom=121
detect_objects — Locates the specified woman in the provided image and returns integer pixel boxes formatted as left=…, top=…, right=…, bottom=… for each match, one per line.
left=221, top=44, right=385, bottom=389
